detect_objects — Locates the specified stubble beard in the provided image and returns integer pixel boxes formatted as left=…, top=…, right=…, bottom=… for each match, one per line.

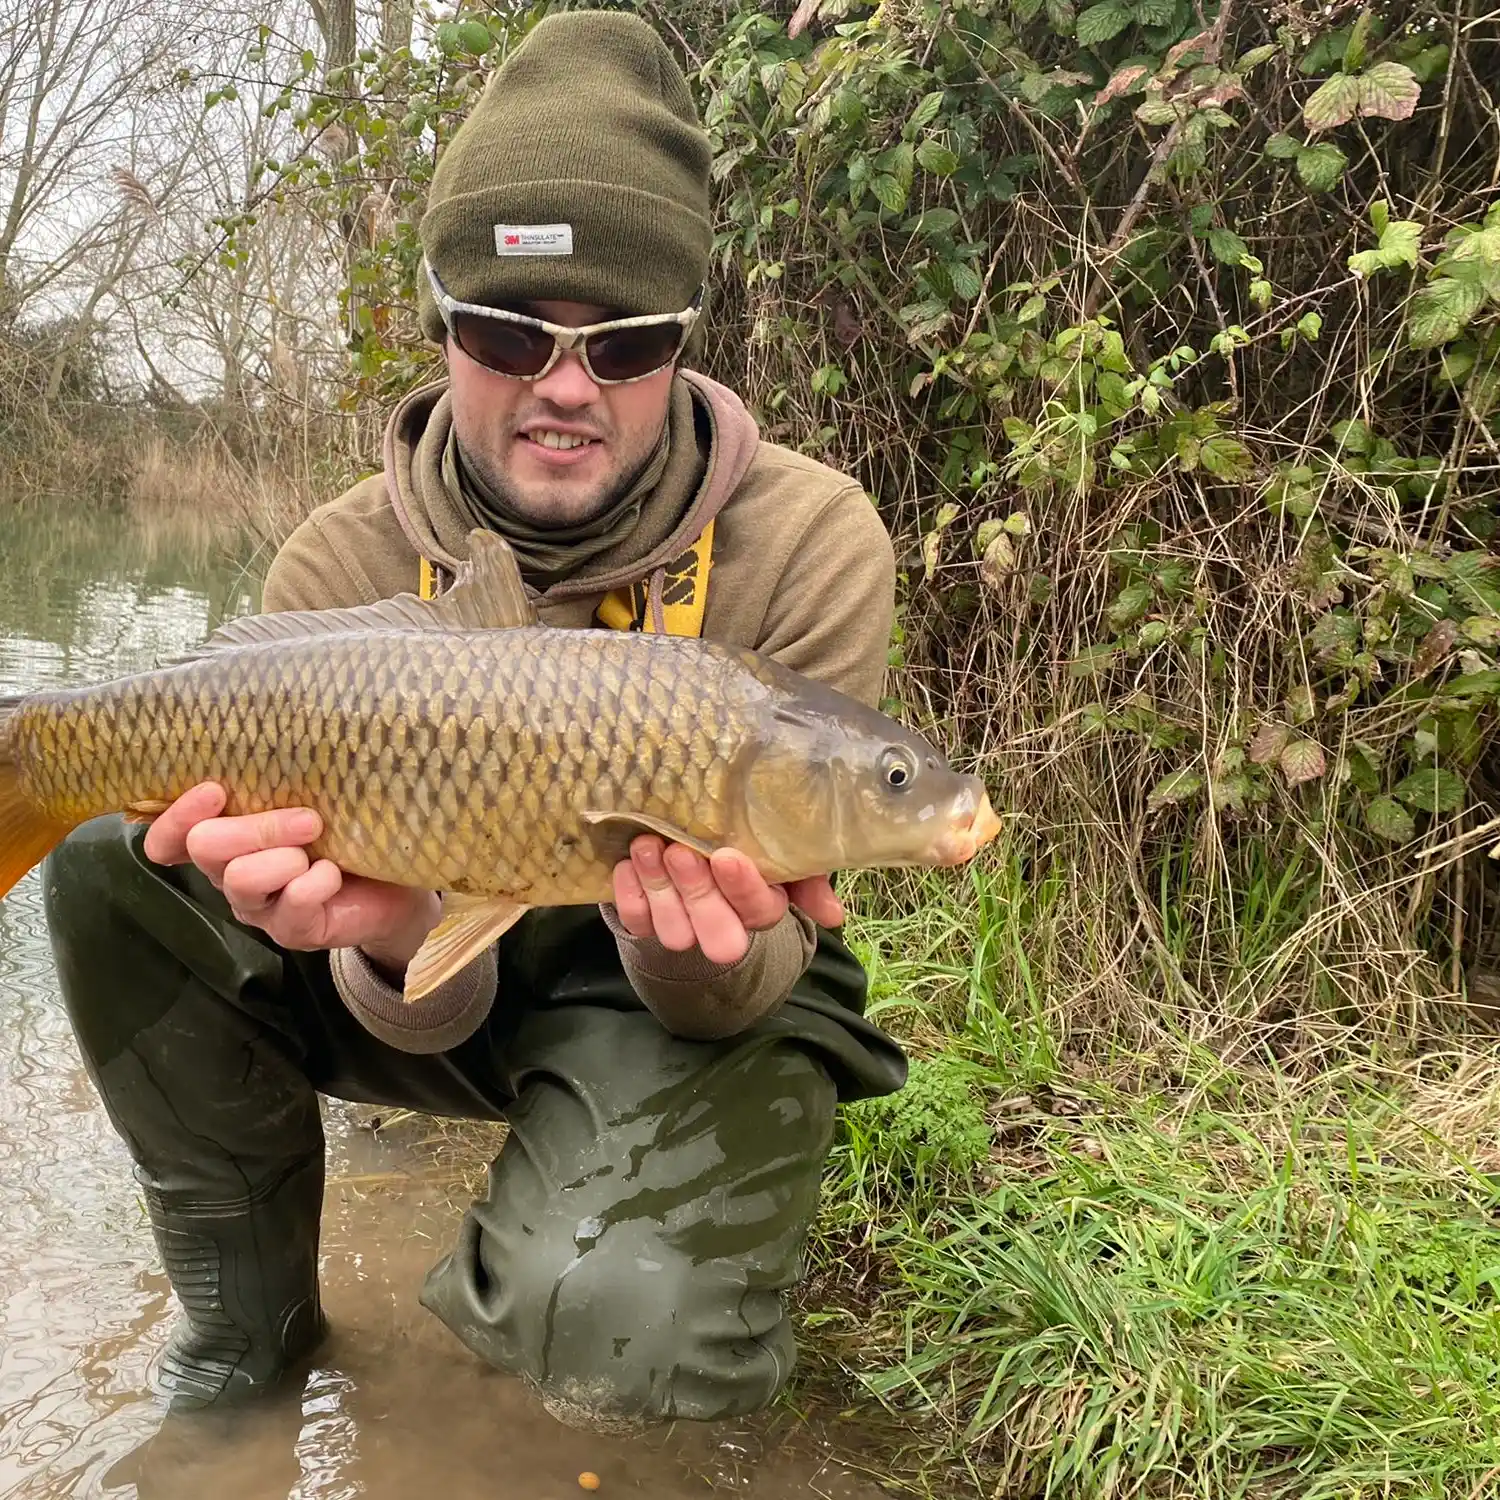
left=462, top=422, right=661, bottom=530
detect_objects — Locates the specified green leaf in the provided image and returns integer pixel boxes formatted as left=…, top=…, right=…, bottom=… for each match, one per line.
left=1047, top=0, right=1077, bottom=34
left=1311, top=610, right=1360, bottom=659
left=909, top=207, right=959, bottom=237
left=1344, top=9, right=1373, bottom=72
left=908, top=90, right=945, bottom=134
left=1108, top=581, right=1153, bottom=630
left=1408, top=276, right=1486, bottom=350
left=1462, top=615, right=1500, bottom=647
left=1349, top=218, right=1423, bottom=277
left=1147, top=769, right=1203, bottom=809
left=1069, top=642, right=1118, bottom=677
left=1280, top=737, right=1326, bottom=785
left=1076, top=1, right=1132, bottom=44
left=1135, top=96, right=1182, bottom=126
left=916, top=138, right=960, bottom=175
left=1298, top=311, right=1323, bottom=340
left=1297, top=142, right=1348, bottom=192
left=877, top=141, right=916, bottom=191
left=1407, top=42, right=1450, bottom=84
left=1348, top=743, right=1382, bottom=794
left=1250, top=277, right=1273, bottom=310
left=1358, top=61, right=1421, bottom=121
left=1393, top=767, right=1466, bottom=814
left=1331, top=418, right=1372, bottom=453
left=1303, top=72, right=1362, bottom=131
left=1199, top=435, right=1253, bottom=480
left=1207, top=228, right=1249, bottom=264
left=455, top=19, right=492, bottom=53
left=948, top=261, right=984, bottom=300
left=1286, top=684, right=1317, bottom=724
left=1265, top=132, right=1302, bottom=159
left=1365, top=795, right=1416, bottom=841
left=1131, top=0, right=1176, bottom=24
left=871, top=173, right=907, bottom=213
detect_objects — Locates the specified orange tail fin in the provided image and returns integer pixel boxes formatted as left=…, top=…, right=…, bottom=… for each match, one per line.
left=0, top=697, right=74, bottom=901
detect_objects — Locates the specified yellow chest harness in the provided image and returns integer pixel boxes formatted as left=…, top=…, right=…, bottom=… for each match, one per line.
left=417, top=518, right=714, bottom=637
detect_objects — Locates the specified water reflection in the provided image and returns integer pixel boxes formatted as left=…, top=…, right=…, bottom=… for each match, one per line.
left=0, top=505, right=893, bottom=1500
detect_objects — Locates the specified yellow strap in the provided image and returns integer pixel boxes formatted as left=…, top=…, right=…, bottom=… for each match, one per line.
left=415, top=518, right=715, bottom=638
left=595, top=518, right=714, bottom=637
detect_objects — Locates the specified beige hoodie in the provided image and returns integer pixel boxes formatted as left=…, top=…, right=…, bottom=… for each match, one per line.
left=259, top=368, right=897, bottom=1050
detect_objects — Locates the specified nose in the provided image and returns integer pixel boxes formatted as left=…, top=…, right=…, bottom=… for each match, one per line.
left=533, top=347, right=600, bottom=407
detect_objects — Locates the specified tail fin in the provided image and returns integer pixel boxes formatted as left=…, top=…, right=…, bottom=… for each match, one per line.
left=0, top=697, right=71, bottom=901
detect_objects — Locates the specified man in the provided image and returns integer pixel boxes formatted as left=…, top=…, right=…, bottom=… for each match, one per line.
left=42, top=9, right=905, bottom=1433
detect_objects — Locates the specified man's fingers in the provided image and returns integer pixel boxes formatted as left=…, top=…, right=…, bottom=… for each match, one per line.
left=184, top=807, right=323, bottom=887
left=786, top=874, right=845, bottom=928
left=708, top=848, right=790, bottom=932
left=629, top=836, right=697, bottom=952
left=664, top=845, right=753, bottom=966
left=257, top=859, right=344, bottom=948
left=141, top=782, right=227, bottom=866
left=611, top=858, right=656, bottom=939
left=222, top=846, right=312, bottom=917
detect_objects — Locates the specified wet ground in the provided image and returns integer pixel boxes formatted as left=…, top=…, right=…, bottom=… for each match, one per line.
left=0, top=507, right=897, bottom=1499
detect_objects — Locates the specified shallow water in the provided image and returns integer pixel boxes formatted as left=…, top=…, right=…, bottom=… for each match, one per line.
left=0, top=506, right=893, bottom=1499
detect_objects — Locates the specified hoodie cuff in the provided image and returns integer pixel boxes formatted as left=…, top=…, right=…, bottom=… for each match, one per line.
left=329, top=943, right=497, bottom=1055
left=599, top=903, right=817, bottom=1040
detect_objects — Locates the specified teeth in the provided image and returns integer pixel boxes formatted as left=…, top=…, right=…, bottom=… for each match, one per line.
left=530, top=430, right=592, bottom=451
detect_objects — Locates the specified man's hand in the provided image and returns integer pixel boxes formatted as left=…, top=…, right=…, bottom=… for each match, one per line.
left=609, top=834, right=844, bottom=967
left=141, top=782, right=440, bottom=975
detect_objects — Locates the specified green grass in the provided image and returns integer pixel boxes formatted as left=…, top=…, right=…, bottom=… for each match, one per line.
left=800, top=856, right=1500, bottom=1500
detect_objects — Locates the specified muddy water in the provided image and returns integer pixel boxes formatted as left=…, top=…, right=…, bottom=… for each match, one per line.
left=0, top=507, right=893, bottom=1499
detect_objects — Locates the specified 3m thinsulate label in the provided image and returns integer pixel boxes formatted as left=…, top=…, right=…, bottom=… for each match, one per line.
left=494, top=224, right=574, bottom=256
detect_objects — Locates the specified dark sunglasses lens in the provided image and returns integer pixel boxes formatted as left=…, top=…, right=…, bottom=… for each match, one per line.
left=585, top=323, right=684, bottom=381
left=452, top=313, right=553, bottom=376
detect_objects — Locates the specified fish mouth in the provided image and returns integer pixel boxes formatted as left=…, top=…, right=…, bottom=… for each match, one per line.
left=931, top=783, right=1003, bottom=866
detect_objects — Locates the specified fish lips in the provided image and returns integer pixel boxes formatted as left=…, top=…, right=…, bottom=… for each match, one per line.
left=929, top=779, right=1002, bottom=866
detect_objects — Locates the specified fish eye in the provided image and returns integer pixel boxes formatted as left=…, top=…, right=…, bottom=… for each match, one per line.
left=881, top=747, right=918, bottom=790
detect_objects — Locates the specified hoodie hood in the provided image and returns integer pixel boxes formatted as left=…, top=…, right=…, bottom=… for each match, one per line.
left=380, top=367, right=760, bottom=611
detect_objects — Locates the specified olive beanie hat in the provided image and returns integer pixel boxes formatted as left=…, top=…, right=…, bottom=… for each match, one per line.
left=417, top=9, right=712, bottom=340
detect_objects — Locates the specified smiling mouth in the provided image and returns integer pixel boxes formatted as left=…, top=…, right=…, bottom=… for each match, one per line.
left=523, top=428, right=600, bottom=452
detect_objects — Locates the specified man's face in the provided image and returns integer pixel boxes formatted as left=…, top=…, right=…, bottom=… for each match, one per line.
left=445, top=298, right=675, bottom=528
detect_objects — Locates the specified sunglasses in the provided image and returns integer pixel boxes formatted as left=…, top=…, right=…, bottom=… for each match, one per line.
left=424, top=260, right=701, bottom=385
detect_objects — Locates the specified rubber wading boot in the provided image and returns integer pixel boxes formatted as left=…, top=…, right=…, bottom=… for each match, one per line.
left=139, top=1155, right=329, bottom=1411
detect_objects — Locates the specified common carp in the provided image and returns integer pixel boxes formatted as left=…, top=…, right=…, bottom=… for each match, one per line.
left=0, top=530, right=1001, bottom=1001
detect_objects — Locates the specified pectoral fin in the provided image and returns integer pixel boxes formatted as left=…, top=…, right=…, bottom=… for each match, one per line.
left=404, top=892, right=530, bottom=1004
left=123, top=799, right=172, bottom=825
left=580, top=810, right=718, bottom=862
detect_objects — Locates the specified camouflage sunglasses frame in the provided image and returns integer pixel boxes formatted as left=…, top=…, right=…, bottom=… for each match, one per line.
left=423, top=258, right=702, bottom=385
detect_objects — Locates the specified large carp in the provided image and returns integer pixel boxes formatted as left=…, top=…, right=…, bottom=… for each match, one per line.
left=0, top=531, right=1000, bottom=1002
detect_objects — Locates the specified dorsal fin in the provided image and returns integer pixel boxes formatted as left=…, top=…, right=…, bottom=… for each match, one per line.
left=172, top=529, right=536, bottom=662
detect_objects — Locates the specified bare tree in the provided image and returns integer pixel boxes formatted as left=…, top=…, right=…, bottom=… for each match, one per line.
left=0, top=0, right=187, bottom=319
